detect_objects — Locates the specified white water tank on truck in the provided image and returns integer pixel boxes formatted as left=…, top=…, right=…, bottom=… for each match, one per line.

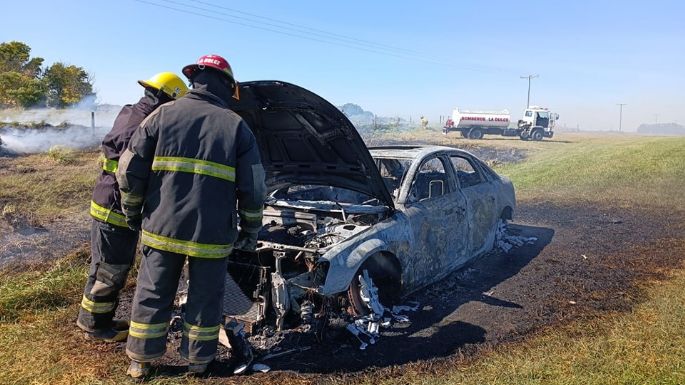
left=452, top=108, right=511, bottom=129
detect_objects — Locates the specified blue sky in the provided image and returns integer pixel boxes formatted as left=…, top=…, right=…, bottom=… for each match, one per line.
left=3, top=0, right=683, bottom=131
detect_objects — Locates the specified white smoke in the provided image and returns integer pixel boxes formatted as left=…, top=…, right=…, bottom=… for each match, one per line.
left=0, top=126, right=111, bottom=153
left=0, top=104, right=122, bottom=154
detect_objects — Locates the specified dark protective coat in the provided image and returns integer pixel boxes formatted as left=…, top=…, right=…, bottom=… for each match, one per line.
left=78, top=96, right=160, bottom=333
left=117, top=85, right=266, bottom=364
left=117, top=85, right=266, bottom=256
left=90, top=96, right=158, bottom=227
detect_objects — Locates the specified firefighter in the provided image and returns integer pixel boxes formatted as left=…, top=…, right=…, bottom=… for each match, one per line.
left=420, top=115, right=429, bottom=130
left=117, top=54, right=266, bottom=378
left=76, top=72, right=188, bottom=342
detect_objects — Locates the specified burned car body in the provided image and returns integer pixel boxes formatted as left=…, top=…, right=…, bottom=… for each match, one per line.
left=223, top=81, right=516, bottom=332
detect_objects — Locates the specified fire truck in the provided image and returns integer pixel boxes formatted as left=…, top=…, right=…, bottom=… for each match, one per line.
left=448, top=106, right=559, bottom=141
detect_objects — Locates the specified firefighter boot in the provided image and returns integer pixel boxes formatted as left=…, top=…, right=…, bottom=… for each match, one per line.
left=78, top=318, right=129, bottom=343
left=126, top=360, right=150, bottom=379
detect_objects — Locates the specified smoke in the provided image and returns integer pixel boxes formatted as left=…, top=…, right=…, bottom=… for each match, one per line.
left=0, top=125, right=111, bottom=153
left=0, top=104, right=122, bottom=154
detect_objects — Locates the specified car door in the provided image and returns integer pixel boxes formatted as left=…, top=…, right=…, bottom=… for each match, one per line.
left=403, top=155, right=469, bottom=285
left=449, top=154, right=497, bottom=258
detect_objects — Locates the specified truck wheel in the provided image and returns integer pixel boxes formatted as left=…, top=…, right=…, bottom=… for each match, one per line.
left=460, top=130, right=468, bottom=138
left=519, top=132, right=529, bottom=141
left=531, top=129, right=544, bottom=141
left=468, top=128, right=484, bottom=140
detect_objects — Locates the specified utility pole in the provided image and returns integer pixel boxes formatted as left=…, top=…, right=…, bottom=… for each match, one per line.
left=617, top=103, right=627, bottom=132
left=654, top=113, right=659, bottom=124
left=520, top=74, right=539, bottom=108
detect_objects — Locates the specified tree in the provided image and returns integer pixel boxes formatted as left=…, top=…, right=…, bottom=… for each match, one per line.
left=0, top=72, right=45, bottom=107
left=43, top=63, right=93, bottom=107
left=0, top=41, right=46, bottom=108
left=0, top=41, right=44, bottom=76
left=0, top=41, right=94, bottom=108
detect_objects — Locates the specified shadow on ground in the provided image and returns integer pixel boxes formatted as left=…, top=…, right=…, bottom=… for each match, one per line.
left=186, top=223, right=554, bottom=376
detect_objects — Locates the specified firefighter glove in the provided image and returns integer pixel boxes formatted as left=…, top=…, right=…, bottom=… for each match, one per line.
left=234, top=231, right=258, bottom=252
left=126, top=213, right=142, bottom=232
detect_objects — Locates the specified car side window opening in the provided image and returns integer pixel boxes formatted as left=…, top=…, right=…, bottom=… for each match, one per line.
left=407, top=157, right=450, bottom=203
left=525, top=110, right=533, bottom=117
left=450, top=156, right=484, bottom=188
left=375, top=158, right=412, bottom=200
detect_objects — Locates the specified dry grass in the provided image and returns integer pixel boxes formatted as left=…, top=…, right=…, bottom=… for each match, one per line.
left=494, top=134, right=685, bottom=210
left=0, top=150, right=99, bottom=225
left=0, top=132, right=684, bottom=384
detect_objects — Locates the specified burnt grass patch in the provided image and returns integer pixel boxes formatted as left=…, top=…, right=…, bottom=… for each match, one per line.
left=107, top=201, right=684, bottom=380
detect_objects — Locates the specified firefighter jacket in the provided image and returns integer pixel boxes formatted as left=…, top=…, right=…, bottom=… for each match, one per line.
left=116, top=86, right=266, bottom=258
left=90, top=96, right=159, bottom=228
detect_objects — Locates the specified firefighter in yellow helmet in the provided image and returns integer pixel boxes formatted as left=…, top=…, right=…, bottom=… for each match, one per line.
left=76, top=72, right=188, bottom=342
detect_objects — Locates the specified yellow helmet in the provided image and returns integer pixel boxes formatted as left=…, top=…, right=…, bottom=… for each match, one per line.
left=138, top=72, right=188, bottom=99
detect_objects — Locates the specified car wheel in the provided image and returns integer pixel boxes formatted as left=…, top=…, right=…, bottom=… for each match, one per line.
left=469, top=128, right=484, bottom=140
left=347, top=259, right=400, bottom=316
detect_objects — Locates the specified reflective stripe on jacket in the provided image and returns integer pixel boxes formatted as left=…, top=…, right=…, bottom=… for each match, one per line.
left=117, top=85, right=266, bottom=252
left=89, top=201, right=127, bottom=228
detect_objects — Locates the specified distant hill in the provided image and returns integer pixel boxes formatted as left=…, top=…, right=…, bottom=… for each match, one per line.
left=637, top=123, right=685, bottom=136
left=338, top=103, right=375, bottom=126
left=337, top=103, right=413, bottom=132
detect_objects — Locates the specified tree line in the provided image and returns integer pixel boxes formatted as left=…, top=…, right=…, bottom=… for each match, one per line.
left=0, top=41, right=94, bottom=108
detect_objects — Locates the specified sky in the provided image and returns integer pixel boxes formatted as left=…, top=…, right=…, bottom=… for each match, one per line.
left=2, top=0, right=684, bottom=131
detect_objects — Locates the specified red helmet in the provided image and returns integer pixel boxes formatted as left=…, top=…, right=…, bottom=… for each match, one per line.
left=183, top=54, right=235, bottom=82
left=183, top=54, right=239, bottom=99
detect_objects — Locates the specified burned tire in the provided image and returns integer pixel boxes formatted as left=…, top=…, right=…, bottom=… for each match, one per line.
left=468, top=128, right=484, bottom=140
left=347, top=257, right=401, bottom=316
left=531, top=129, right=544, bottom=141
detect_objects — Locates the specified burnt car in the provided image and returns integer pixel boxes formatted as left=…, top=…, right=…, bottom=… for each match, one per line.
left=222, top=81, right=516, bottom=332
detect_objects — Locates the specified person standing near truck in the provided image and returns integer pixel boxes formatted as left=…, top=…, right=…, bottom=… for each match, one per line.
left=117, top=54, right=266, bottom=378
left=76, top=72, right=188, bottom=342
left=443, top=117, right=454, bottom=135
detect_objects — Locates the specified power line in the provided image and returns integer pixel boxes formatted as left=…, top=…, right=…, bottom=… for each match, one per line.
left=520, top=74, right=538, bottom=108
left=132, top=0, right=510, bottom=73
left=189, top=0, right=422, bottom=56
left=135, top=0, right=432, bottom=62
left=162, top=0, right=415, bottom=57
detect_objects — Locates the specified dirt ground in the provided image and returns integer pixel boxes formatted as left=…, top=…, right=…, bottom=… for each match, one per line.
left=3, top=139, right=683, bottom=382
left=0, top=212, right=90, bottom=268
left=108, top=199, right=683, bottom=381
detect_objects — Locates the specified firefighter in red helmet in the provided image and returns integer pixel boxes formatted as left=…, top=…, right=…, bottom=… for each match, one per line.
left=118, top=54, right=265, bottom=378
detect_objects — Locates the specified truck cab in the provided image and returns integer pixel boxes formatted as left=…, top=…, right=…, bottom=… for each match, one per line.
left=518, top=106, right=559, bottom=141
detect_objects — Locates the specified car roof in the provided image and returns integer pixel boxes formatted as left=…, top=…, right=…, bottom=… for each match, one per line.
left=368, top=145, right=474, bottom=160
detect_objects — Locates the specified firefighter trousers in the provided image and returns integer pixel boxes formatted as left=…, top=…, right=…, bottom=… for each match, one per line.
left=126, top=246, right=228, bottom=364
left=77, top=219, right=138, bottom=331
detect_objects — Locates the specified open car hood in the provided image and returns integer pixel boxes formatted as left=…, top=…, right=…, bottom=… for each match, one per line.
left=226, top=81, right=394, bottom=209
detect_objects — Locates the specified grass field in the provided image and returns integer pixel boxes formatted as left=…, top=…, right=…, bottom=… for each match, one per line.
left=0, top=149, right=97, bottom=225
left=0, top=132, right=683, bottom=384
